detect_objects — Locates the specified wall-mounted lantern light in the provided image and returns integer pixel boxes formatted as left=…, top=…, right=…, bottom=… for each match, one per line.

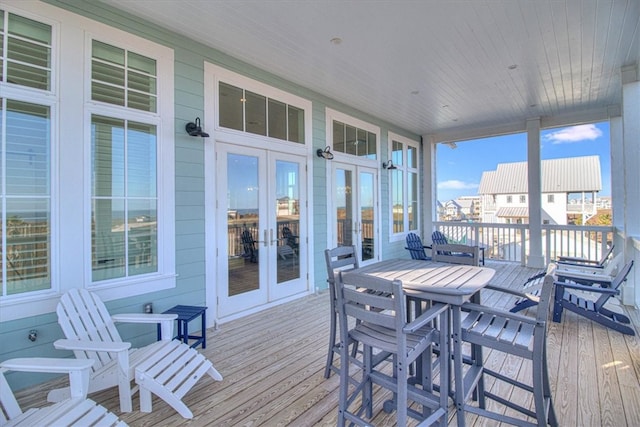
left=316, top=146, right=334, bottom=160
left=382, top=160, right=397, bottom=170
left=185, top=117, right=210, bottom=138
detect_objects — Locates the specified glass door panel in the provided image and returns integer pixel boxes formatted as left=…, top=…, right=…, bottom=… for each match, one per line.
left=333, top=164, right=378, bottom=265
left=335, top=168, right=354, bottom=247
left=359, top=171, right=375, bottom=262
left=227, top=153, right=260, bottom=296
left=217, top=144, right=307, bottom=317
left=275, top=160, right=300, bottom=284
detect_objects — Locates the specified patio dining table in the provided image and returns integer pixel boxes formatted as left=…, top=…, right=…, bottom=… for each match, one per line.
left=348, top=258, right=496, bottom=424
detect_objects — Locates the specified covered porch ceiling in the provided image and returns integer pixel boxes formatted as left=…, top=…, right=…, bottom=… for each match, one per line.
left=99, top=0, right=640, bottom=141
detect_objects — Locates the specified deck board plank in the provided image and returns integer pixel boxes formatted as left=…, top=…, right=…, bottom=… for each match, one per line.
left=10, top=261, right=640, bottom=426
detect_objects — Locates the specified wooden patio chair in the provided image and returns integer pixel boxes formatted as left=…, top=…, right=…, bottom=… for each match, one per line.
left=282, top=226, right=299, bottom=254
left=336, top=271, right=449, bottom=427
left=404, top=232, right=431, bottom=260
left=49, top=288, right=223, bottom=418
left=556, top=244, right=614, bottom=269
left=431, top=230, right=483, bottom=265
left=323, top=245, right=360, bottom=379
left=1, top=357, right=126, bottom=427
left=512, top=253, right=623, bottom=313
left=241, top=229, right=258, bottom=263
left=553, top=260, right=635, bottom=335
left=458, top=263, right=558, bottom=426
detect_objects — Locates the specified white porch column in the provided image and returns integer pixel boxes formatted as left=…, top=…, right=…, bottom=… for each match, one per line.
left=422, top=135, right=436, bottom=241
left=526, top=118, right=545, bottom=268
left=620, top=65, right=640, bottom=306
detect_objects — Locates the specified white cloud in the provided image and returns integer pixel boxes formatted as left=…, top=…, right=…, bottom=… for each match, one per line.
left=438, top=180, right=478, bottom=190
left=543, top=124, right=602, bottom=144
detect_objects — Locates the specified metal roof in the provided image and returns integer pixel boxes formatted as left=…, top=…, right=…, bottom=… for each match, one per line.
left=496, top=207, right=529, bottom=218
left=478, top=155, right=602, bottom=195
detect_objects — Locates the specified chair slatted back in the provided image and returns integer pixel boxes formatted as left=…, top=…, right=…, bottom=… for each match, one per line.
left=325, top=246, right=359, bottom=285
left=0, top=370, right=22, bottom=423
left=57, top=288, right=123, bottom=371
left=431, top=230, right=448, bottom=245
left=594, top=260, right=634, bottom=310
left=325, top=246, right=359, bottom=314
left=338, top=271, right=402, bottom=337
left=405, top=233, right=429, bottom=260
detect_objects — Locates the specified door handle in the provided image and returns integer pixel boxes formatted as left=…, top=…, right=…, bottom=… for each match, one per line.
left=263, top=229, right=269, bottom=247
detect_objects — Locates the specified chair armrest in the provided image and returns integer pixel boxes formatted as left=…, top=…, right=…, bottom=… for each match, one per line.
left=403, top=303, right=448, bottom=333
left=556, top=270, right=613, bottom=285
left=554, top=280, right=619, bottom=295
left=557, top=256, right=600, bottom=264
left=54, top=339, right=131, bottom=353
left=484, top=284, right=531, bottom=299
left=0, top=358, right=94, bottom=374
left=1, top=358, right=94, bottom=399
left=112, top=313, right=177, bottom=323
left=113, top=313, right=177, bottom=340
left=461, top=302, right=537, bottom=325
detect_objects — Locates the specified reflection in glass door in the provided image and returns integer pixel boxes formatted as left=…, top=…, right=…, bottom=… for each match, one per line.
left=217, top=144, right=306, bottom=318
left=333, top=164, right=378, bottom=264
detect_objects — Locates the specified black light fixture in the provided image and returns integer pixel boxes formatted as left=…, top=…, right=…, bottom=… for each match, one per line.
left=382, top=160, right=397, bottom=170
left=316, top=146, right=334, bottom=160
left=185, top=117, right=209, bottom=138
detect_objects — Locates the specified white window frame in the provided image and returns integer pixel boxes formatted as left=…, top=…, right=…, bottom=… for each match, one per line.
left=388, top=132, right=420, bottom=242
left=0, top=1, right=175, bottom=322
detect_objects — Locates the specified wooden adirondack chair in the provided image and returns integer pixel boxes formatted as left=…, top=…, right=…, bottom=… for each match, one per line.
left=556, top=244, right=614, bottom=269
left=404, top=232, right=431, bottom=260
left=1, top=358, right=126, bottom=427
left=49, top=288, right=222, bottom=418
left=553, top=260, right=635, bottom=335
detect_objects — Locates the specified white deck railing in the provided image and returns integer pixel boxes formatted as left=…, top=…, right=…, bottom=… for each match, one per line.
left=433, top=221, right=614, bottom=265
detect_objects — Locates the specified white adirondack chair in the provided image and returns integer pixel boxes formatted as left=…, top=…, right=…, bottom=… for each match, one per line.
left=1, top=357, right=126, bottom=427
left=49, top=288, right=222, bottom=418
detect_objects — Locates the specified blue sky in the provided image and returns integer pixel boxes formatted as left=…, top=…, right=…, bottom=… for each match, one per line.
left=436, top=122, right=611, bottom=202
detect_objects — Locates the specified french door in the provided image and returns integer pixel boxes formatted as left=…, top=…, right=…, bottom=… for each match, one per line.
left=332, top=163, right=379, bottom=265
left=217, top=143, right=307, bottom=318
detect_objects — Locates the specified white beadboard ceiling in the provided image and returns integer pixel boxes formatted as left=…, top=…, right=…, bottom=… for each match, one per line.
left=101, top=0, right=639, bottom=140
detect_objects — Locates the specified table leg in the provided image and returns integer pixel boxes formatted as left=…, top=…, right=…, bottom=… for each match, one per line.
left=201, top=309, right=207, bottom=349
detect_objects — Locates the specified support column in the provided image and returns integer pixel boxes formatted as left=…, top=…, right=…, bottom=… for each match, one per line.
left=526, top=118, right=545, bottom=268
left=620, top=65, right=640, bottom=306
left=422, top=135, right=436, bottom=242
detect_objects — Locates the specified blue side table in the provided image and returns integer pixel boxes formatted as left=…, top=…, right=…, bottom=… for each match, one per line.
left=157, top=305, right=207, bottom=349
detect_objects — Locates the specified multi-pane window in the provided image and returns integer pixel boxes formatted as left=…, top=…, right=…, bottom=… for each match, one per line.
left=547, top=194, right=555, bottom=203
left=1, top=10, right=52, bottom=90
left=218, top=81, right=305, bottom=143
left=90, top=40, right=160, bottom=283
left=91, top=116, right=158, bottom=282
left=520, top=195, right=526, bottom=203
left=389, top=134, right=419, bottom=235
left=507, top=195, right=513, bottom=203
left=333, top=120, right=377, bottom=158
left=91, top=40, right=157, bottom=113
left=1, top=99, right=52, bottom=296
left=1, top=10, right=53, bottom=297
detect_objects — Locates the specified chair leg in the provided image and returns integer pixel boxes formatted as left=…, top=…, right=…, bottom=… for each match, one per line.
left=324, top=309, right=338, bottom=379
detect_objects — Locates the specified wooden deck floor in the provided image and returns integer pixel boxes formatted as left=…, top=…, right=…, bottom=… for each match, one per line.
left=13, top=261, right=640, bottom=426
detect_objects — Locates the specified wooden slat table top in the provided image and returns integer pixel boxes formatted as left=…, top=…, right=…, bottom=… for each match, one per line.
left=346, top=258, right=496, bottom=305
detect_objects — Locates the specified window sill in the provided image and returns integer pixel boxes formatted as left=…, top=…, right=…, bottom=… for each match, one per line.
left=0, top=273, right=177, bottom=323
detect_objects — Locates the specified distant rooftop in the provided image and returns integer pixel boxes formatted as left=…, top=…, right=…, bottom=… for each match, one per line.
left=478, top=155, right=602, bottom=195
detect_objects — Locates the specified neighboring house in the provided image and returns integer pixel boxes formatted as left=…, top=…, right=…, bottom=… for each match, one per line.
left=443, top=200, right=462, bottom=220
left=478, top=156, right=602, bottom=225
left=456, top=196, right=481, bottom=221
